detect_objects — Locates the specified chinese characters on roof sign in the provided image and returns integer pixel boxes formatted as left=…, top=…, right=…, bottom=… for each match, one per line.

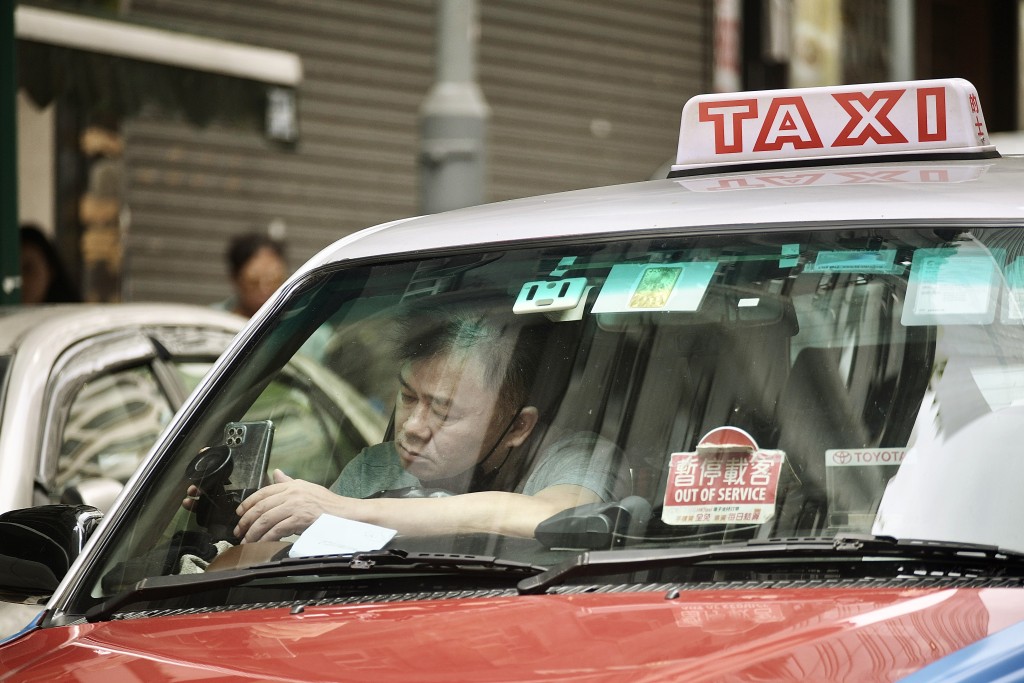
left=672, top=78, right=994, bottom=173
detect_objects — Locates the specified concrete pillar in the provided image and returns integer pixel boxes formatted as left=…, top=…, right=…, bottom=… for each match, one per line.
left=888, top=0, right=914, bottom=81
left=418, top=0, right=489, bottom=214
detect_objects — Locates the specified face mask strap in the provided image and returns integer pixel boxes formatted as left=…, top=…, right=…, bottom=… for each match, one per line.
left=476, top=404, right=526, bottom=475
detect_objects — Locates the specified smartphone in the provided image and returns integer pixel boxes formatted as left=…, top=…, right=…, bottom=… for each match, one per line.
left=222, top=420, right=274, bottom=497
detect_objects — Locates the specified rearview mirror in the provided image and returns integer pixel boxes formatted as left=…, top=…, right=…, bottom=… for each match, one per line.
left=535, top=496, right=652, bottom=550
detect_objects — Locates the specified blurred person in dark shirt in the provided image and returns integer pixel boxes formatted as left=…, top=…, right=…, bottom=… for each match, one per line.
left=19, top=224, right=82, bottom=304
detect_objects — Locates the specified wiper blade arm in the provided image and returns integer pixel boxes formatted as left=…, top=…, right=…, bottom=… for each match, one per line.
left=516, top=534, right=1024, bottom=595
left=267, top=548, right=545, bottom=575
left=518, top=538, right=835, bottom=595
left=87, top=549, right=545, bottom=622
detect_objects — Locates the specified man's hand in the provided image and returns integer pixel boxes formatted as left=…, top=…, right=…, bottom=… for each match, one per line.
left=181, top=484, right=201, bottom=511
left=234, top=469, right=350, bottom=543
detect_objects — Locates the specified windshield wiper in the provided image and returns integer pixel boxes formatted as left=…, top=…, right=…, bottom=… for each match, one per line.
left=86, top=549, right=545, bottom=622
left=516, top=534, right=1024, bottom=595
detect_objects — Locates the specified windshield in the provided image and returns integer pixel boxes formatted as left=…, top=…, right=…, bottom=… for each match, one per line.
left=69, top=226, right=1024, bottom=616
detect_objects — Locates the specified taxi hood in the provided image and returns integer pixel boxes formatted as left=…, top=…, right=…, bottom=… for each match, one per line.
left=5, top=587, right=1024, bottom=682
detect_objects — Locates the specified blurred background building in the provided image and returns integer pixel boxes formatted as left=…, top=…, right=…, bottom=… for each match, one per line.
left=4, top=0, right=1021, bottom=306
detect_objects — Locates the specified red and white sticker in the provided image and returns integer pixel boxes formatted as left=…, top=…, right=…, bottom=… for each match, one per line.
left=672, top=78, right=993, bottom=172
left=662, top=427, right=785, bottom=526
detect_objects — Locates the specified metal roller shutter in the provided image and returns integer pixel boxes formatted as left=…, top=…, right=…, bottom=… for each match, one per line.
left=482, top=0, right=709, bottom=198
left=120, top=0, right=709, bottom=305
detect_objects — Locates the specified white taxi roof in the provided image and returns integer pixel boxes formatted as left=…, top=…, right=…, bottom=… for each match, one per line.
left=297, top=79, right=1024, bottom=276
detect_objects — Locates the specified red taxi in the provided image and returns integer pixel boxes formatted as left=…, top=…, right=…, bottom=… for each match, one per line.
left=2, top=78, right=1024, bottom=681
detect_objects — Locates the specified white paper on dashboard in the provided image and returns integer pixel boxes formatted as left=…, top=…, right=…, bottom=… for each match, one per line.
left=288, top=513, right=397, bottom=558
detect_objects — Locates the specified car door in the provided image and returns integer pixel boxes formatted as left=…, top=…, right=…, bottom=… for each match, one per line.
left=37, top=324, right=385, bottom=511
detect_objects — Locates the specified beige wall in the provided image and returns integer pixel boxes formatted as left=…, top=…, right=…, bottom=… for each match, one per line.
left=16, top=90, right=55, bottom=235
left=790, top=0, right=842, bottom=88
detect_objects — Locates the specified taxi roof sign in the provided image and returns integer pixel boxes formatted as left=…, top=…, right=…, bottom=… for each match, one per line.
left=671, top=78, right=996, bottom=175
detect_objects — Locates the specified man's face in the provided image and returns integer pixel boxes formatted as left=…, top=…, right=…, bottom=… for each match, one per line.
left=393, top=350, right=510, bottom=483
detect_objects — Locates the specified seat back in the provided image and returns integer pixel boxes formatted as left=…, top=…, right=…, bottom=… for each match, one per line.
left=769, top=337, right=933, bottom=536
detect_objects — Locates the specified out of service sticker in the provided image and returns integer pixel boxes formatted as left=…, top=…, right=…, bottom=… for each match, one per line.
left=662, top=427, right=785, bottom=526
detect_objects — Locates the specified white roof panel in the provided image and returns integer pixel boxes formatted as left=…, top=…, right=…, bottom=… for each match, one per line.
left=298, top=155, right=1024, bottom=275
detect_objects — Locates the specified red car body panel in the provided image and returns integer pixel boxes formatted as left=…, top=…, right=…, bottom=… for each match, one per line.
left=4, top=587, right=1024, bottom=682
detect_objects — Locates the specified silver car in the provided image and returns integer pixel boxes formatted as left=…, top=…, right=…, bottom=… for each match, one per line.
left=0, top=303, right=387, bottom=635
left=0, top=303, right=387, bottom=515
left=0, top=304, right=246, bottom=514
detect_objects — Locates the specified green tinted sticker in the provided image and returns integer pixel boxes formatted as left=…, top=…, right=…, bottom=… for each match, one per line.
left=902, top=246, right=1005, bottom=325
left=593, top=262, right=717, bottom=313
left=780, top=243, right=800, bottom=268
left=1003, top=258, right=1024, bottom=322
left=806, top=249, right=900, bottom=274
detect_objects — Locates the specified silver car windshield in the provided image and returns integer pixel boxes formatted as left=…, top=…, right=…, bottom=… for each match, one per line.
left=77, top=226, right=1024, bottom=612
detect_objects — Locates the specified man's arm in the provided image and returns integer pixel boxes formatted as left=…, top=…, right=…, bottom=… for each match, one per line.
left=234, top=470, right=601, bottom=543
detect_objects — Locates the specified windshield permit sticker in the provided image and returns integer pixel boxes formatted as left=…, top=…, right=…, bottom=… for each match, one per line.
left=825, top=448, right=906, bottom=532
left=805, top=249, right=901, bottom=274
left=662, top=427, right=785, bottom=526
left=1002, top=258, right=1024, bottom=322
left=549, top=256, right=577, bottom=277
left=289, top=513, right=396, bottom=558
left=902, top=245, right=1005, bottom=325
left=780, top=244, right=800, bottom=268
left=592, top=262, right=717, bottom=313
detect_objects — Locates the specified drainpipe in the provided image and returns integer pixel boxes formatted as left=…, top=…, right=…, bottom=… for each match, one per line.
left=418, top=0, right=489, bottom=214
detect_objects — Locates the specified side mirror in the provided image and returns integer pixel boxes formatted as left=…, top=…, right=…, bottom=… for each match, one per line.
left=0, top=505, right=102, bottom=604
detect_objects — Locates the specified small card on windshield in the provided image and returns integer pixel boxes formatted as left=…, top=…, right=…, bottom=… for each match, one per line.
left=289, top=513, right=397, bottom=558
left=592, top=262, right=717, bottom=313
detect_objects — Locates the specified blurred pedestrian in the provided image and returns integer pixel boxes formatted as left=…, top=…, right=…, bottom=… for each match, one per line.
left=19, top=224, right=82, bottom=304
left=215, top=232, right=288, bottom=318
